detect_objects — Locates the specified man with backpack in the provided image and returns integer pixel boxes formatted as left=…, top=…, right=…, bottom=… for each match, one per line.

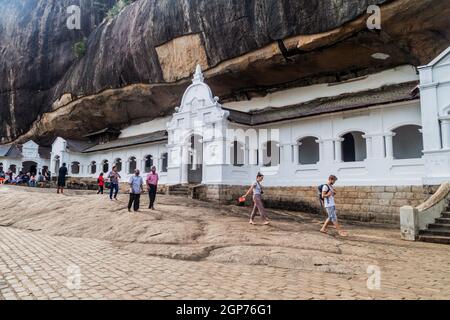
left=319, top=175, right=348, bottom=237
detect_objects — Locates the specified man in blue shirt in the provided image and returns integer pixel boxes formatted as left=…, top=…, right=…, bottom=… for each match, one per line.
left=128, top=169, right=144, bottom=212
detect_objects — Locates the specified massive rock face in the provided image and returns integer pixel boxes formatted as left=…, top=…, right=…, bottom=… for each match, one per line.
left=0, top=0, right=116, bottom=142
left=0, top=0, right=449, bottom=145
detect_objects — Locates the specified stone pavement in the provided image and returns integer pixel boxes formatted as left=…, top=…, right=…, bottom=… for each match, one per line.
left=0, top=225, right=449, bottom=300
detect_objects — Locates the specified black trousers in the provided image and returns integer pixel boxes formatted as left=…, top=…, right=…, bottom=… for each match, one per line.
left=97, top=186, right=104, bottom=194
left=128, top=193, right=141, bottom=212
left=148, top=184, right=157, bottom=208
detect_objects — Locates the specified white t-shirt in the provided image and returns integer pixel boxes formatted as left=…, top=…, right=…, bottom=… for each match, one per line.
left=322, top=185, right=335, bottom=208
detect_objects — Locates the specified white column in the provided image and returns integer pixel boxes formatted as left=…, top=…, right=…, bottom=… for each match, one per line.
left=294, top=143, right=300, bottom=164
left=363, top=135, right=372, bottom=159
left=441, top=118, right=450, bottom=149
left=385, top=133, right=395, bottom=159
left=258, top=148, right=264, bottom=167
left=370, top=134, right=385, bottom=159
left=280, top=143, right=291, bottom=165
left=180, top=145, right=189, bottom=184
left=334, top=138, right=344, bottom=162
left=315, top=140, right=323, bottom=164
left=419, top=82, right=441, bottom=151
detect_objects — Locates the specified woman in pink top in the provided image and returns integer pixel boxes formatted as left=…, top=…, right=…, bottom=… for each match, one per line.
left=146, top=166, right=159, bottom=210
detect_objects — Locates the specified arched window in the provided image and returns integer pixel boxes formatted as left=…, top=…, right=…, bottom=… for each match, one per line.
left=128, top=157, right=137, bottom=174
left=161, top=153, right=168, bottom=173
left=298, top=136, right=319, bottom=165
left=144, top=155, right=153, bottom=173
left=71, top=162, right=80, bottom=175
left=102, top=160, right=109, bottom=173
left=393, top=125, right=423, bottom=159
left=262, top=141, right=280, bottom=167
left=114, top=158, right=122, bottom=172
left=341, top=131, right=366, bottom=162
left=90, top=161, right=97, bottom=174
left=230, top=141, right=245, bottom=167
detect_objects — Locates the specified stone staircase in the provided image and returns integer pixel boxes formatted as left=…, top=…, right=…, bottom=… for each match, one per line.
left=168, top=184, right=191, bottom=197
left=419, top=204, right=450, bottom=244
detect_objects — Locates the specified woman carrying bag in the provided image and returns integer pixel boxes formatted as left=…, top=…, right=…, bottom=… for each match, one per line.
left=242, top=172, right=270, bottom=225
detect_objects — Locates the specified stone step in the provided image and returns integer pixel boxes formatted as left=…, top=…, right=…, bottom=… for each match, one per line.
left=442, top=212, right=450, bottom=218
left=428, top=223, right=450, bottom=231
left=418, top=235, right=450, bottom=245
left=435, top=217, right=450, bottom=224
left=419, top=229, right=450, bottom=237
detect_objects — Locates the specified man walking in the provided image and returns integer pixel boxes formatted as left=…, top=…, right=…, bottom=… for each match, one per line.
left=320, top=175, right=348, bottom=237
left=128, top=169, right=144, bottom=212
left=146, top=166, right=159, bottom=210
left=57, top=163, right=68, bottom=194
left=108, top=166, right=121, bottom=201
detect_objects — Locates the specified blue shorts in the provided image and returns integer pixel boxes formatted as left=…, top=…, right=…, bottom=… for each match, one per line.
left=326, top=206, right=337, bottom=222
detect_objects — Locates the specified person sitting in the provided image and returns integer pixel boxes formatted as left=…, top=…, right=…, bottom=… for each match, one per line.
left=14, top=172, right=23, bottom=185
left=41, top=168, right=50, bottom=182
left=29, top=174, right=37, bottom=187
left=21, top=172, right=31, bottom=185
left=5, top=170, right=13, bottom=184
left=0, top=168, right=5, bottom=184
left=37, top=172, right=45, bottom=183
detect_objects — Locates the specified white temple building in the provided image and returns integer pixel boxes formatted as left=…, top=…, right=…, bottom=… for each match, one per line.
left=1, top=46, right=449, bottom=223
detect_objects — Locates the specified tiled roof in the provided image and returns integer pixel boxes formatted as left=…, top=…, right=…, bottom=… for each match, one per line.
left=0, top=144, right=21, bottom=158
left=38, top=147, right=52, bottom=159
left=83, top=131, right=168, bottom=153
left=66, top=139, right=96, bottom=153
left=226, top=81, right=419, bottom=125
left=0, top=145, right=11, bottom=157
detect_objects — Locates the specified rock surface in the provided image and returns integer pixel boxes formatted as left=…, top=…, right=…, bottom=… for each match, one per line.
left=1, top=0, right=449, bottom=144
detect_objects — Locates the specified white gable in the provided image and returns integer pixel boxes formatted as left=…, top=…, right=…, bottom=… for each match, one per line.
left=22, top=140, right=40, bottom=159
left=167, top=65, right=229, bottom=133
left=23, top=140, right=39, bottom=149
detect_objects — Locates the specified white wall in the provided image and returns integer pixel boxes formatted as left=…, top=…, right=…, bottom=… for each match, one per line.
left=220, top=101, right=424, bottom=187
left=54, top=140, right=168, bottom=184
left=419, top=46, right=450, bottom=184
left=119, top=116, right=172, bottom=138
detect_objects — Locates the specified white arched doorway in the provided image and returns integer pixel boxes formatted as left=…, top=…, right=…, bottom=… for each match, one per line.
left=22, top=161, right=38, bottom=175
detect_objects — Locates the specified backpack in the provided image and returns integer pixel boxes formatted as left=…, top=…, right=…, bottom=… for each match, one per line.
left=318, top=184, right=330, bottom=201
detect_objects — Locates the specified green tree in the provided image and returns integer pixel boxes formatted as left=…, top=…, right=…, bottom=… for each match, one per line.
left=107, top=0, right=134, bottom=20
left=74, top=40, right=87, bottom=58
